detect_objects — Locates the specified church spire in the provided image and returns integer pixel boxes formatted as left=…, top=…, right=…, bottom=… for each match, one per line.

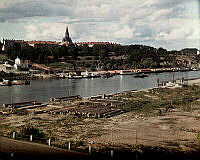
left=65, top=27, right=70, bottom=38
left=63, top=26, right=72, bottom=43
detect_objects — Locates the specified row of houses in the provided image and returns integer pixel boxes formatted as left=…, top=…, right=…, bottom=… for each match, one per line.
left=1, top=39, right=119, bottom=48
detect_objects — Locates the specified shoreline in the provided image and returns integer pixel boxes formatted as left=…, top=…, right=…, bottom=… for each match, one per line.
left=1, top=67, right=197, bottom=81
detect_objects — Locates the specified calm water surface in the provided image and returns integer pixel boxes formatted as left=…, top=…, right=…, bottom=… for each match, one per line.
left=0, top=71, right=200, bottom=106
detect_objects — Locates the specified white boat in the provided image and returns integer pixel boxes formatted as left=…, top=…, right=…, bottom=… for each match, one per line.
left=119, top=70, right=135, bottom=75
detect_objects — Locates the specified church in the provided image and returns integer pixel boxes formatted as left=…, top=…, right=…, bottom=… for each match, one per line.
left=62, top=27, right=72, bottom=43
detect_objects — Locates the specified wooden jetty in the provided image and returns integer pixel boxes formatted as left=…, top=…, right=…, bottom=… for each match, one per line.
left=3, top=101, right=36, bottom=108
left=50, top=95, right=81, bottom=102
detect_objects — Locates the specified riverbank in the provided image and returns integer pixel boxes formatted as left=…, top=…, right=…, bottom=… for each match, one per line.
left=1, top=82, right=200, bottom=158
left=57, top=67, right=197, bottom=79
left=0, top=67, right=198, bottom=82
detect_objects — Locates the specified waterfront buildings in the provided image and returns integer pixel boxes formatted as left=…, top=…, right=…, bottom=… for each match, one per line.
left=0, top=57, right=29, bottom=72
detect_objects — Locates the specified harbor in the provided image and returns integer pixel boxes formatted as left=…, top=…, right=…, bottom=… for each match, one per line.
left=56, top=67, right=197, bottom=79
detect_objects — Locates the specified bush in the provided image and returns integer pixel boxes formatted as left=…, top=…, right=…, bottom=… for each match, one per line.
left=13, top=109, right=28, bottom=116
left=19, top=125, right=46, bottom=142
left=197, top=133, right=200, bottom=141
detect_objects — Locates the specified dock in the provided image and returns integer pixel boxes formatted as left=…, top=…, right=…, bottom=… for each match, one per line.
left=3, top=101, right=37, bottom=108
left=50, top=95, right=81, bottom=102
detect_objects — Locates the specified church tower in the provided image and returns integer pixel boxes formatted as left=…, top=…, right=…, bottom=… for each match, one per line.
left=62, top=27, right=72, bottom=43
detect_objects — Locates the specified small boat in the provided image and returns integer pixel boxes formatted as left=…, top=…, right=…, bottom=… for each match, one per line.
left=82, top=72, right=101, bottom=78
left=119, top=70, right=135, bottom=75
left=101, top=73, right=114, bottom=78
left=11, top=80, right=30, bottom=85
left=3, top=79, right=12, bottom=86
left=24, top=80, right=30, bottom=85
left=134, top=73, right=148, bottom=78
left=68, top=75, right=83, bottom=79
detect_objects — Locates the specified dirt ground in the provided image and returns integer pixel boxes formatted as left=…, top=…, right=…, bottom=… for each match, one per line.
left=90, top=110, right=200, bottom=151
left=1, top=84, right=200, bottom=153
left=1, top=107, right=200, bottom=152
left=0, top=136, right=89, bottom=160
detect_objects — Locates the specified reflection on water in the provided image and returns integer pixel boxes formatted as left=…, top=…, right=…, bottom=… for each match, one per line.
left=0, top=71, right=200, bottom=105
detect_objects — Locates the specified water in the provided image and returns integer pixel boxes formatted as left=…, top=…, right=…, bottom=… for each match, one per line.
left=0, top=71, right=200, bottom=105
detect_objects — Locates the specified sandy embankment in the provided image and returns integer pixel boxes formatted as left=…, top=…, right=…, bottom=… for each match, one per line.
left=0, top=136, right=89, bottom=159
left=186, top=78, right=200, bottom=86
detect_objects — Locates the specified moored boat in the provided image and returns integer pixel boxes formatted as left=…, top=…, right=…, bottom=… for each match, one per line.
left=134, top=73, right=148, bottom=78
left=119, top=70, right=135, bottom=75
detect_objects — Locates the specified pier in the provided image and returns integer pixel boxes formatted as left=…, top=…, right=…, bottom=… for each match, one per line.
left=50, top=95, right=81, bottom=102
left=3, top=101, right=37, bottom=108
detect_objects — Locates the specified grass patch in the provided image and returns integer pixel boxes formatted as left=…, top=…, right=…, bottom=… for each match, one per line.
left=47, top=62, right=69, bottom=67
left=116, top=85, right=200, bottom=116
left=13, top=109, right=28, bottom=116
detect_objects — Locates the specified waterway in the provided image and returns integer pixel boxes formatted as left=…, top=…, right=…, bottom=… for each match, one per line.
left=1, top=71, right=200, bottom=106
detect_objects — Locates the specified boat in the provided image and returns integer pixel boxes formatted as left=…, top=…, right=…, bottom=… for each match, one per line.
left=179, top=68, right=192, bottom=72
left=68, top=76, right=83, bottom=79
left=24, top=80, right=30, bottom=85
left=2, top=79, right=12, bottom=86
left=134, top=73, right=148, bottom=78
left=82, top=71, right=101, bottom=78
left=101, top=73, right=114, bottom=78
left=11, top=80, right=30, bottom=85
left=119, top=70, right=135, bottom=75
left=192, top=68, right=199, bottom=71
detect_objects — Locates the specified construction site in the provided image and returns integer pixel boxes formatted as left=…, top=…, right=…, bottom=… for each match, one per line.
left=1, top=94, right=126, bottom=118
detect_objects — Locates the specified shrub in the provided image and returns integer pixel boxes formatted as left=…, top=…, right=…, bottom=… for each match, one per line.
left=196, top=133, right=200, bottom=141
left=13, top=109, right=28, bottom=116
left=19, top=125, right=46, bottom=142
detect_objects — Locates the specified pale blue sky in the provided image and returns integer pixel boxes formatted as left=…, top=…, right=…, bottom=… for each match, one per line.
left=0, top=0, right=199, bottom=50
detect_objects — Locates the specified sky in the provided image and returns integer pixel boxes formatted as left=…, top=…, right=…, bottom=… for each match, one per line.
left=0, top=0, right=199, bottom=50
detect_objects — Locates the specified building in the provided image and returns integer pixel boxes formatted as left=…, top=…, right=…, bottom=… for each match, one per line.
left=62, top=27, right=72, bottom=43
left=13, top=57, right=21, bottom=70
left=0, top=41, right=3, bottom=52
left=2, top=61, right=12, bottom=71
left=28, top=41, right=59, bottom=47
left=76, top=42, right=115, bottom=47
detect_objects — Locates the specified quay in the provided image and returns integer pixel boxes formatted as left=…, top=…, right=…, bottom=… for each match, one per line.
left=59, top=67, right=196, bottom=80
left=96, top=67, right=193, bottom=75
